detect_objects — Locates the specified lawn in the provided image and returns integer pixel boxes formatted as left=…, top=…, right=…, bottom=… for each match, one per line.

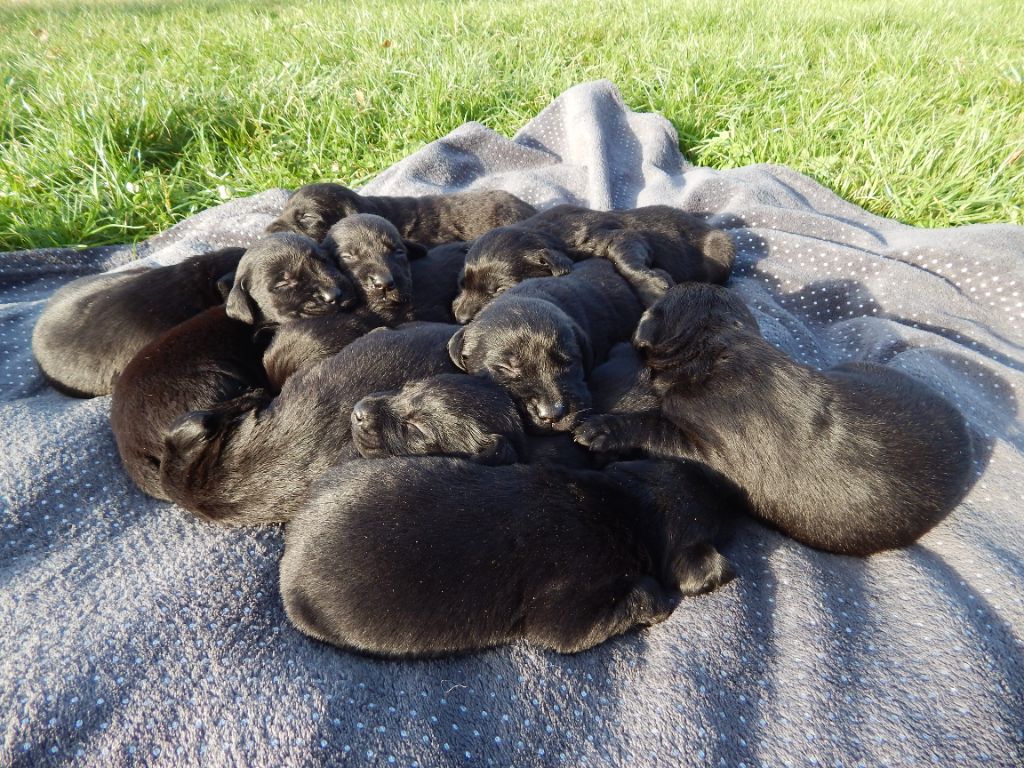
left=1, top=0, right=1022, bottom=251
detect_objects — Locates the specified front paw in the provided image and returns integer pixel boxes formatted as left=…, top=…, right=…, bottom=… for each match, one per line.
left=573, top=415, right=618, bottom=452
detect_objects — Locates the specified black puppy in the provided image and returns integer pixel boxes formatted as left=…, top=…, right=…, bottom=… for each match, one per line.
left=448, top=259, right=644, bottom=432
left=351, top=374, right=591, bottom=467
left=452, top=204, right=736, bottom=321
left=266, top=182, right=537, bottom=245
left=160, top=323, right=459, bottom=525
left=225, top=233, right=354, bottom=327
left=280, top=456, right=737, bottom=658
left=32, top=247, right=244, bottom=397
left=410, top=242, right=469, bottom=323
left=574, top=283, right=975, bottom=556
left=320, top=213, right=429, bottom=325
left=110, top=306, right=269, bottom=500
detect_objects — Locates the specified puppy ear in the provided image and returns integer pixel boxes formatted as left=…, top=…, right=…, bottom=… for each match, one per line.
left=215, top=272, right=236, bottom=301
left=673, top=544, right=736, bottom=596
left=570, top=320, right=594, bottom=373
left=475, top=433, right=519, bottom=466
left=447, top=328, right=468, bottom=371
left=225, top=279, right=258, bottom=325
left=403, top=240, right=429, bottom=260
left=530, top=248, right=574, bottom=277
left=699, top=230, right=737, bottom=282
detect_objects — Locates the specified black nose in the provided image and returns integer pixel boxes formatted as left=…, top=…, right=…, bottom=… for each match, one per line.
left=534, top=401, right=566, bottom=423
left=371, top=274, right=395, bottom=293
left=351, top=401, right=371, bottom=424
left=320, top=286, right=342, bottom=304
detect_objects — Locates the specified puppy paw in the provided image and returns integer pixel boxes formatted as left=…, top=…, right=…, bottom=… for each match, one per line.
left=573, top=415, right=617, bottom=452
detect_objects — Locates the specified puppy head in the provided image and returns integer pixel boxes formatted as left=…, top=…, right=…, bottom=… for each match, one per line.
left=226, top=233, right=355, bottom=326
left=350, top=374, right=526, bottom=465
left=265, top=183, right=362, bottom=242
left=633, top=283, right=760, bottom=387
left=322, top=214, right=424, bottom=324
left=448, top=297, right=593, bottom=434
left=453, top=228, right=573, bottom=324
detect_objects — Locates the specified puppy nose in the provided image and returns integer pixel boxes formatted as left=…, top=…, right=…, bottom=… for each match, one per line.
left=320, top=286, right=342, bottom=304
left=534, top=401, right=566, bottom=423
left=371, top=274, right=395, bottom=292
left=351, top=401, right=371, bottom=424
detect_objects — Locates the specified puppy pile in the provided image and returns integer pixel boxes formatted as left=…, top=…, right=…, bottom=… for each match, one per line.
left=32, top=183, right=975, bottom=659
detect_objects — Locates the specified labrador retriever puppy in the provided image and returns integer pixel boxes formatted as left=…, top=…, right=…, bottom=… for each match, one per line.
left=410, top=242, right=469, bottom=323
left=452, top=204, right=736, bottom=321
left=266, top=182, right=536, bottom=246
left=160, top=323, right=459, bottom=525
left=261, top=312, right=384, bottom=392
left=225, top=233, right=354, bottom=327
left=448, top=259, right=644, bottom=433
left=351, top=374, right=591, bottom=468
left=574, top=283, right=975, bottom=556
left=32, top=247, right=244, bottom=397
left=110, top=306, right=269, bottom=499
left=280, top=456, right=738, bottom=658
left=320, top=214, right=429, bottom=325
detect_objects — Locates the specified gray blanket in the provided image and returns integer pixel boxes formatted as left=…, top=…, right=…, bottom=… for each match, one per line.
left=2, top=81, right=1022, bottom=767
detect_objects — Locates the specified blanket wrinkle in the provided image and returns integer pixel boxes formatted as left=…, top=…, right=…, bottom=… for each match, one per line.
left=2, top=79, right=1023, bottom=767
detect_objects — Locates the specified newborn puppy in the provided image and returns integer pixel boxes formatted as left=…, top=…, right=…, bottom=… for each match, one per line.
left=225, top=233, right=354, bottom=327
left=448, top=259, right=644, bottom=432
left=351, top=374, right=591, bottom=468
left=574, top=284, right=975, bottom=556
left=320, top=214, right=427, bottom=325
left=452, top=204, right=735, bottom=320
left=32, top=247, right=244, bottom=397
left=261, top=312, right=384, bottom=392
left=280, top=456, right=737, bottom=658
left=410, top=242, right=469, bottom=323
left=160, top=323, right=459, bottom=525
left=266, top=183, right=536, bottom=245
left=110, top=306, right=269, bottom=500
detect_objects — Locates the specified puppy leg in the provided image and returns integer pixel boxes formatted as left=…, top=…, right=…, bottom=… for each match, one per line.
left=532, top=576, right=679, bottom=654
left=672, top=544, right=736, bottom=596
left=574, top=412, right=696, bottom=458
left=596, top=232, right=674, bottom=306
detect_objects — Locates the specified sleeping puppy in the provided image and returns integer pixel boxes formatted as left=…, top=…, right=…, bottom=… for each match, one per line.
left=448, top=259, right=644, bottom=433
left=410, top=242, right=470, bottom=323
left=574, top=284, right=975, bottom=556
left=110, top=306, right=269, bottom=500
left=160, top=323, right=459, bottom=525
left=320, top=214, right=427, bottom=325
left=32, top=247, right=244, bottom=397
left=452, top=204, right=735, bottom=321
left=280, top=456, right=738, bottom=658
left=261, top=312, right=384, bottom=392
left=266, top=182, right=536, bottom=246
left=225, top=233, right=354, bottom=327
left=351, top=374, right=591, bottom=468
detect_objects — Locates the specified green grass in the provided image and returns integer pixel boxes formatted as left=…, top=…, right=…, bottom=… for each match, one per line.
left=1, top=0, right=1022, bottom=251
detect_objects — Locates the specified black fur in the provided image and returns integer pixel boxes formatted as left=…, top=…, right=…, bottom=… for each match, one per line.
left=32, top=247, right=244, bottom=397
left=410, top=242, right=469, bottom=323
left=266, top=183, right=536, bottom=245
left=280, top=456, right=738, bottom=658
left=321, top=214, right=427, bottom=325
left=159, top=323, right=459, bottom=525
left=110, top=306, right=269, bottom=500
left=452, top=204, right=735, bottom=321
left=351, top=373, right=591, bottom=467
left=574, top=283, right=975, bottom=556
left=448, top=260, right=644, bottom=432
left=225, top=233, right=354, bottom=327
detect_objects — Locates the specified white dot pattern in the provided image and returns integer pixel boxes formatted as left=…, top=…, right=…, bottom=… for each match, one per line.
left=2, top=81, right=1023, bottom=767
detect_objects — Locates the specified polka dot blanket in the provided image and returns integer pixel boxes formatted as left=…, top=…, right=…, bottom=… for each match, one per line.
left=3, top=80, right=1022, bottom=767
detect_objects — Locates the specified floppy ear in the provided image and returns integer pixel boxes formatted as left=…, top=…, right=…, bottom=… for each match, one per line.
left=225, top=278, right=258, bottom=325
left=699, top=230, right=737, bottom=282
left=474, top=433, right=520, bottom=466
left=569, top=320, right=595, bottom=373
left=528, top=248, right=574, bottom=277
left=215, top=272, right=236, bottom=301
left=403, top=240, right=429, bottom=260
left=447, top=327, right=468, bottom=371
